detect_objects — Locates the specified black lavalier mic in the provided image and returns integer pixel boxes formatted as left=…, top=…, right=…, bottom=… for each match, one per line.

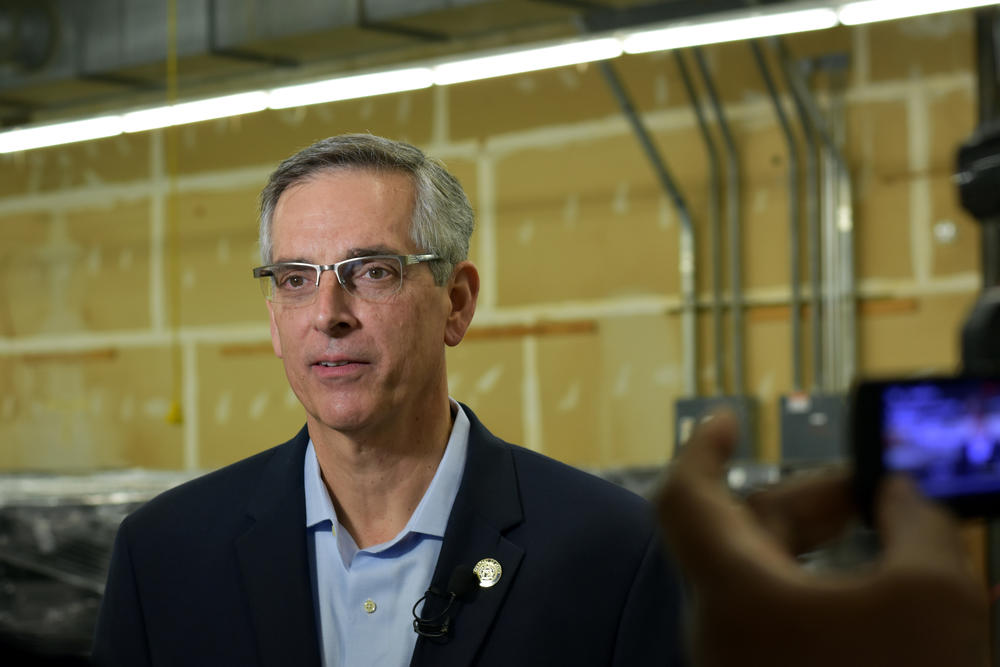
left=412, top=566, right=479, bottom=638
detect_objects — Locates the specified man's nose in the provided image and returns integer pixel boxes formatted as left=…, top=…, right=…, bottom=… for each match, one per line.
left=311, top=269, right=359, bottom=333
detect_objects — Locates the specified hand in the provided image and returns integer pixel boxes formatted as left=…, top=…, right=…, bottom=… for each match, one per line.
left=656, top=411, right=990, bottom=667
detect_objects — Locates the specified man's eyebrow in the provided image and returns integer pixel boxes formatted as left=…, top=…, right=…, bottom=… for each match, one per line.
left=269, top=247, right=400, bottom=265
left=346, top=246, right=400, bottom=258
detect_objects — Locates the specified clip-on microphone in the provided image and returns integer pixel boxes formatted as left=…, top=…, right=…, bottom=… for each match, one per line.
left=412, top=566, right=479, bottom=638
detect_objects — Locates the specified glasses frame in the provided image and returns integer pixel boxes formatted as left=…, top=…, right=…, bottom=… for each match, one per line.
left=252, top=253, right=439, bottom=305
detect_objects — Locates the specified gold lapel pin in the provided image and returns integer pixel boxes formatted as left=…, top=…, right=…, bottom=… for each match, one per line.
left=473, top=558, right=502, bottom=588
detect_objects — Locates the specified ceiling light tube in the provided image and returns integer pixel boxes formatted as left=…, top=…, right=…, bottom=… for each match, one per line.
left=0, top=115, right=123, bottom=153
left=268, top=68, right=434, bottom=109
left=432, top=37, right=623, bottom=85
left=623, top=6, right=839, bottom=53
left=837, top=0, right=1000, bottom=25
left=122, top=91, right=270, bottom=133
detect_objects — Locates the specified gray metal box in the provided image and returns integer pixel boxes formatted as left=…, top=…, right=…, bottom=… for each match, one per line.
left=779, top=392, right=848, bottom=466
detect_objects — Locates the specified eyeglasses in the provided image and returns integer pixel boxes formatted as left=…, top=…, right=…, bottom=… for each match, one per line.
left=252, top=254, right=439, bottom=306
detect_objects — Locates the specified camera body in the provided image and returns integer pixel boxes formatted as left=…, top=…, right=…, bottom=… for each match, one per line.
left=852, top=375, right=1000, bottom=522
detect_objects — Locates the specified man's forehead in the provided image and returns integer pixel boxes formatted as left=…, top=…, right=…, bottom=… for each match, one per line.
left=273, top=169, right=414, bottom=222
left=279, top=166, right=413, bottom=199
left=271, top=245, right=402, bottom=264
left=268, top=167, right=418, bottom=267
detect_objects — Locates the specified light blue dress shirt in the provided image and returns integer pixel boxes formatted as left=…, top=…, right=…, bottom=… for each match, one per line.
left=304, top=402, right=470, bottom=667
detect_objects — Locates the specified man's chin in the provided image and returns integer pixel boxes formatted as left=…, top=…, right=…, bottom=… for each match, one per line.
left=306, top=402, right=383, bottom=435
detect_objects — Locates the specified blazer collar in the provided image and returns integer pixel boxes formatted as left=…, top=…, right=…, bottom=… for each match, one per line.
left=410, top=404, right=526, bottom=667
left=235, top=425, right=322, bottom=667
left=233, top=409, right=527, bottom=667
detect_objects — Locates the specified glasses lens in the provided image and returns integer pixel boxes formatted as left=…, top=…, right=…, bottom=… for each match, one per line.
left=339, top=256, right=404, bottom=302
left=262, top=264, right=318, bottom=304
left=257, top=273, right=274, bottom=300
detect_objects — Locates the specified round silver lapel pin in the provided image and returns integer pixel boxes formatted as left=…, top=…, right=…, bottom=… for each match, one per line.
left=473, top=558, right=502, bottom=588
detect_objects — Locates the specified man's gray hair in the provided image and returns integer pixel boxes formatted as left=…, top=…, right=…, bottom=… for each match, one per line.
left=258, top=134, right=474, bottom=285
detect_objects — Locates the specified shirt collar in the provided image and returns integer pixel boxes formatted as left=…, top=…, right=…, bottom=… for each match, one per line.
left=304, top=399, right=470, bottom=545
left=405, top=400, right=469, bottom=539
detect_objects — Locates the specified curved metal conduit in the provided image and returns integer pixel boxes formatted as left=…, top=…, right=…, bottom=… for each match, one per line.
left=597, top=60, right=699, bottom=396
left=775, top=44, right=856, bottom=390
left=774, top=41, right=823, bottom=393
left=693, top=46, right=746, bottom=395
left=830, top=70, right=855, bottom=390
left=751, top=40, right=804, bottom=392
left=674, top=50, right=724, bottom=396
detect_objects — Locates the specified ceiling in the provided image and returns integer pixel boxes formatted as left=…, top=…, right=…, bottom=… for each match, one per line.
left=0, top=0, right=786, bottom=128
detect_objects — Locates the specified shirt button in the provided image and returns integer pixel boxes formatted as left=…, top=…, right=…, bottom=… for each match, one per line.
left=363, top=599, right=377, bottom=614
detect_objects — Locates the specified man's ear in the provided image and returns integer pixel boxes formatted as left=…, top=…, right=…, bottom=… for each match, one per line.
left=267, top=301, right=284, bottom=358
left=444, top=261, right=479, bottom=347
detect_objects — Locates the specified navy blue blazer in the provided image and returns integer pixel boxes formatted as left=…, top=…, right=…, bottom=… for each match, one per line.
left=92, top=407, right=686, bottom=666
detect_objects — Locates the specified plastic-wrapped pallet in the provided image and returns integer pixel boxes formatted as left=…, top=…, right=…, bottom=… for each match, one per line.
left=0, top=470, right=197, bottom=662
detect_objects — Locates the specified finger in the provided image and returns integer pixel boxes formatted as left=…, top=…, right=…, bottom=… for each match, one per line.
left=876, top=476, right=967, bottom=572
left=672, top=409, right=740, bottom=482
left=657, top=409, right=740, bottom=527
left=746, top=470, right=854, bottom=555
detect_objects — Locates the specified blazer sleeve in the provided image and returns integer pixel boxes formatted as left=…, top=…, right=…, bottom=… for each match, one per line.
left=91, top=518, right=152, bottom=667
left=611, top=527, right=688, bottom=666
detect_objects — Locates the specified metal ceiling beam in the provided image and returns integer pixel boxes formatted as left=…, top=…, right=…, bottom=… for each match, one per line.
left=0, top=0, right=806, bottom=125
left=580, top=0, right=763, bottom=32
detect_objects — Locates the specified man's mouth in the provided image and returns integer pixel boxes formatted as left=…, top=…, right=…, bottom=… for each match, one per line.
left=317, top=361, right=351, bottom=367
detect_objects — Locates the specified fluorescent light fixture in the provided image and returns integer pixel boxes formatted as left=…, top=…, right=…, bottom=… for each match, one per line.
left=0, top=115, right=122, bottom=153
left=268, top=68, right=434, bottom=109
left=432, top=37, right=623, bottom=85
left=623, top=6, right=839, bottom=53
left=7, top=0, right=1000, bottom=154
left=838, top=0, right=1000, bottom=25
left=122, top=91, right=270, bottom=133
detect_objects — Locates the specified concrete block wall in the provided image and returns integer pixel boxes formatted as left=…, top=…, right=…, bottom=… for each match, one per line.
left=0, top=13, right=981, bottom=471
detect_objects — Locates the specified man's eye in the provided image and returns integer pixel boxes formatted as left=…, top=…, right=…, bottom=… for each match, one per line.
left=276, top=271, right=310, bottom=289
left=353, top=259, right=399, bottom=282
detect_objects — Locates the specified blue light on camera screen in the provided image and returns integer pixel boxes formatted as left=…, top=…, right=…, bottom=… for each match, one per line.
left=882, top=380, right=1000, bottom=498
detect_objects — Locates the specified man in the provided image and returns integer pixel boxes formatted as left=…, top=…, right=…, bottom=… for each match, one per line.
left=658, top=411, right=990, bottom=667
left=92, top=134, right=685, bottom=666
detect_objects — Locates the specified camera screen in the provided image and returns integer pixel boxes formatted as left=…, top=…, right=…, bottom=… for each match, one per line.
left=882, top=379, right=1000, bottom=498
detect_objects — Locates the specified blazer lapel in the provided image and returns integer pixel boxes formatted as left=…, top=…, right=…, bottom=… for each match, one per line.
left=235, top=426, right=322, bottom=667
left=410, top=407, right=526, bottom=667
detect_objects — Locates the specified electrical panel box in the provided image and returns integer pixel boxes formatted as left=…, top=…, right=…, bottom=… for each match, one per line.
left=779, top=392, right=848, bottom=466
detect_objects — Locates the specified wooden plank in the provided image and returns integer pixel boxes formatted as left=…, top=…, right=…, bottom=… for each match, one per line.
left=19, top=348, right=118, bottom=363
left=746, top=297, right=920, bottom=323
left=463, top=319, right=598, bottom=340
left=217, top=320, right=598, bottom=355
left=219, top=342, right=274, bottom=357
